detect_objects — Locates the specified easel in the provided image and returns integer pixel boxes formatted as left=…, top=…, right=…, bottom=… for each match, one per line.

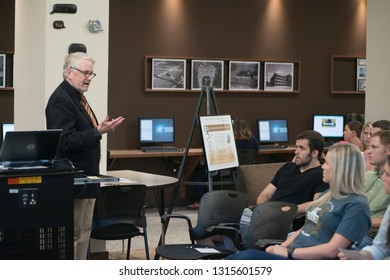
left=178, top=86, right=237, bottom=193
left=155, top=87, right=237, bottom=259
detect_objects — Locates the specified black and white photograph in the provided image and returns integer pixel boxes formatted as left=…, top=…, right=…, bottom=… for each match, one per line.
left=191, top=60, right=224, bottom=90
left=228, top=61, right=260, bottom=91
left=356, top=58, right=366, bottom=92
left=151, top=58, right=186, bottom=90
left=358, top=65, right=366, bottom=78
left=358, top=79, right=366, bottom=92
left=358, top=58, right=366, bottom=66
left=264, top=62, right=294, bottom=91
left=0, top=54, right=5, bottom=88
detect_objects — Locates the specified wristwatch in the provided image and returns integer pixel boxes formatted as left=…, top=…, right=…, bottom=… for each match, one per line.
left=287, top=247, right=295, bottom=259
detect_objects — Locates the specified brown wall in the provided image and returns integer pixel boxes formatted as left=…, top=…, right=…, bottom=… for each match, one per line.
left=1, top=0, right=366, bottom=205
left=0, top=0, right=366, bottom=148
left=0, top=0, right=15, bottom=126
left=107, top=0, right=366, bottom=151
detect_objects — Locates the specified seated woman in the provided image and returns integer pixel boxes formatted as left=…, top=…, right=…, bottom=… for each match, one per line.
left=361, top=121, right=374, bottom=171
left=341, top=120, right=363, bottom=148
left=232, top=117, right=259, bottom=151
left=225, top=143, right=371, bottom=260
left=338, top=155, right=390, bottom=260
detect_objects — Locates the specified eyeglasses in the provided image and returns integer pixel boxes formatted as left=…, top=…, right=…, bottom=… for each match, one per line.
left=70, top=67, right=97, bottom=79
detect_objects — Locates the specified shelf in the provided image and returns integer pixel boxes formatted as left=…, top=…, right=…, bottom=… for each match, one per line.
left=144, top=55, right=301, bottom=94
left=330, top=55, right=366, bottom=95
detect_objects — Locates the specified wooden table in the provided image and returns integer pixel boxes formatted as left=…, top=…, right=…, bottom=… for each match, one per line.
left=106, top=169, right=179, bottom=216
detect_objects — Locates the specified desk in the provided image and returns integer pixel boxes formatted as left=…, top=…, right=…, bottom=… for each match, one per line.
left=108, top=147, right=296, bottom=161
left=106, top=169, right=179, bottom=216
left=108, top=147, right=296, bottom=196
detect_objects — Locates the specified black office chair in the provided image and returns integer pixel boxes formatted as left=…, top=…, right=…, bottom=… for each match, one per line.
left=237, top=149, right=258, bottom=165
left=90, top=184, right=150, bottom=260
left=155, top=190, right=248, bottom=260
left=208, top=201, right=298, bottom=251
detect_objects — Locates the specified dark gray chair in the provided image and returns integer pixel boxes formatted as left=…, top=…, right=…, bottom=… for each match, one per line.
left=208, top=201, right=298, bottom=251
left=155, top=190, right=248, bottom=259
left=91, top=184, right=149, bottom=260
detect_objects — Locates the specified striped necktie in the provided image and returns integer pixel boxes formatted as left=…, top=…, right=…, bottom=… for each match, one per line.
left=81, top=95, right=98, bottom=128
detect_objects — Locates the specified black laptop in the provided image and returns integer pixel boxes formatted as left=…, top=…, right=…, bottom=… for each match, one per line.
left=0, top=129, right=62, bottom=167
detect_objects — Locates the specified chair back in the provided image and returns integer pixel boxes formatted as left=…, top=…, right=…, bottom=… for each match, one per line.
left=190, top=190, right=248, bottom=241
left=237, top=149, right=257, bottom=165
left=92, top=184, right=147, bottom=229
left=244, top=201, right=297, bottom=249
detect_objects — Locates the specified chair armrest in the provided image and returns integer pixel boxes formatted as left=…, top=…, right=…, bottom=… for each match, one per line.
left=161, top=213, right=193, bottom=228
left=255, top=239, right=284, bottom=250
left=218, top=222, right=240, bottom=229
left=206, top=225, right=242, bottom=249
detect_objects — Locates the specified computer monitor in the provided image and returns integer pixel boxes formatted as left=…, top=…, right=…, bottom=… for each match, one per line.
left=138, top=117, right=175, bottom=144
left=312, top=114, right=344, bottom=140
left=257, top=119, right=289, bottom=144
left=2, top=122, right=14, bottom=143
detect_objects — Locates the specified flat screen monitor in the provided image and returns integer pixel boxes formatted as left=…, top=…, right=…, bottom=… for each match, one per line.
left=257, top=119, right=289, bottom=144
left=312, top=114, right=344, bottom=139
left=138, top=117, right=175, bottom=144
left=2, top=122, right=14, bottom=143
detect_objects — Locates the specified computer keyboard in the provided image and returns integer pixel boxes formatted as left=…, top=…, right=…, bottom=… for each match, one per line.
left=258, top=144, right=287, bottom=150
left=141, top=146, right=179, bottom=152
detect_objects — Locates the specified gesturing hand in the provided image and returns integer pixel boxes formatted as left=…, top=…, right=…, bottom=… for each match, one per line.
left=97, top=115, right=125, bottom=135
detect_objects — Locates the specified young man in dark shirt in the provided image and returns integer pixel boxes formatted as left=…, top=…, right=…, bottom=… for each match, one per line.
left=256, top=130, right=329, bottom=230
left=198, top=130, right=329, bottom=246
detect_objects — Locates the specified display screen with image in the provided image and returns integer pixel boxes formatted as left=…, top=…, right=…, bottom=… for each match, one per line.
left=138, top=117, right=175, bottom=144
left=2, top=122, right=14, bottom=143
left=257, top=119, right=289, bottom=144
left=312, top=115, right=344, bottom=139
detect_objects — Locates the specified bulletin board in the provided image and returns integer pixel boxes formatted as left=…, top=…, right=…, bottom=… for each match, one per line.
left=199, top=115, right=239, bottom=172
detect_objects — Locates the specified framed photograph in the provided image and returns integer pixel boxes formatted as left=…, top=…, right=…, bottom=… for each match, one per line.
left=358, top=58, right=366, bottom=66
left=0, top=54, right=5, bottom=88
left=151, top=58, right=186, bottom=90
left=228, top=61, right=260, bottom=91
left=191, top=60, right=224, bottom=90
left=356, top=58, right=366, bottom=92
left=264, top=62, right=294, bottom=91
left=357, top=79, right=366, bottom=92
left=358, top=66, right=366, bottom=78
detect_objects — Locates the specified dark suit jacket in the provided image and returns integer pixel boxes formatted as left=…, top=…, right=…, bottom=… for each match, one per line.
left=46, top=80, right=101, bottom=197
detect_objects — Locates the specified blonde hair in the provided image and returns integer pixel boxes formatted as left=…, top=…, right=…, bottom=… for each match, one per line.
left=310, top=143, right=365, bottom=209
left=361, top=121, right=372, bottom=151
left=63, top=52, right=95, bottom=78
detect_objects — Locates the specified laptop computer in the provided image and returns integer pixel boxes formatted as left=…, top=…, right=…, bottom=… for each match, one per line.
left=0, top=129, right=62, bottom=167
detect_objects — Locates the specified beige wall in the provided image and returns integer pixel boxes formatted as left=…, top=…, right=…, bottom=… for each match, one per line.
left=366, top=0, right=390, bottom=122
left=14, top=0, right=110, bottom=173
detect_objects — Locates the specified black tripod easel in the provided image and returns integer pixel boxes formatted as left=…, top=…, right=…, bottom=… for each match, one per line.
left=154, top=86, right=237, bottom=259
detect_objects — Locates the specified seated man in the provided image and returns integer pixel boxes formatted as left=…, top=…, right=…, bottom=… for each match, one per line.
left=198, top=130, right=329, bottom=247
left=252, top=130, right=329, bottom=231
left=358, top=130, right=390, bottom=248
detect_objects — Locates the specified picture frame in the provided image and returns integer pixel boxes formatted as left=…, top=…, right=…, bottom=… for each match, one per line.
left=264, top=62, right=294, bottom=91
left=358, top=58, right=366, bottom=66
left=191, top=60, right=224, bottom=90
left=357, top=79, right=366, bottom=92
left=151, top=58, right=186, bottom=90
left=0, top=54, right=5, bottom=88
left=356, top=58, right=366, bottom=92
left=228, top=61, right=260, bottom=91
